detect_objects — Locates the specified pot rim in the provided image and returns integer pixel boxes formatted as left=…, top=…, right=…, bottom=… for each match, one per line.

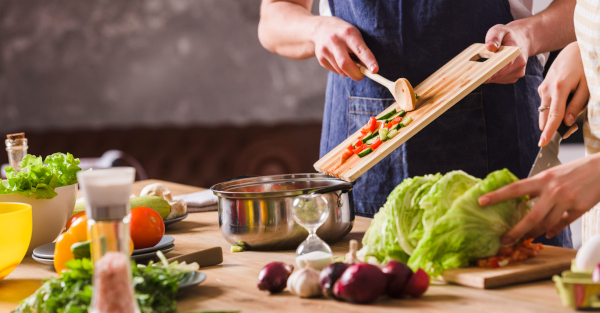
left=210, top=173, right=353, bottom=199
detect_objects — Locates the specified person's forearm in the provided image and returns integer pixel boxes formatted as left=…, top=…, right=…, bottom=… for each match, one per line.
left=258, top=0, right=321, bottom=60
left=511, top=0, right=576, bottom=57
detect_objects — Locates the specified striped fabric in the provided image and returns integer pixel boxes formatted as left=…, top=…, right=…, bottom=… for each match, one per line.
left=575, top=0, right=600, bottom=246
left=575, top=0, right=600, bottom=155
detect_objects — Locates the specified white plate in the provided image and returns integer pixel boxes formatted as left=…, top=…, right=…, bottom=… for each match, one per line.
left=179, top=271, right=207, bottom=289
left=32, top=235, right=175, bottom=259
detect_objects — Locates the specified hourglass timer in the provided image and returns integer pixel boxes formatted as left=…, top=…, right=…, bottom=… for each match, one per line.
left=292, top=194, right=334, bottom=270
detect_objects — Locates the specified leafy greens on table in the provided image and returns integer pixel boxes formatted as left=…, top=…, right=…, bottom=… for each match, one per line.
left=13, top=252, right=199, bottom=313
left=358, top=169, right=529, bottom=278
left=0, top=153, right=81, bottom=199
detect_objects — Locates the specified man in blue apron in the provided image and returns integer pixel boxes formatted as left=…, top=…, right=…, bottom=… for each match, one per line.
left=258, top=0, right=577, bottom=247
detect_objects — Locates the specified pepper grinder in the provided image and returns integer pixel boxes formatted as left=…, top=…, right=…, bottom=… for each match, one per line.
left=78, top=167, right=140, bottom=313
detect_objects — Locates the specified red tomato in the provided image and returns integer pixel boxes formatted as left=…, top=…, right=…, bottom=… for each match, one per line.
left=66, top=212, right=86, bottom=231
left=369, top=118, right=379, bottom=132
left=369, top=139, right=382, bottom=150
left=129, top=207, right=165, bottom=249
left=347, top=144, right=354, bottom=152
left=355, top=140, right=363, bottom=147
left=357, top=133, right=367, bottom=140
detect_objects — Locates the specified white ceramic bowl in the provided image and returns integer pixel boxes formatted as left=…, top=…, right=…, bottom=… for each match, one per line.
left=0, top=184, right=77, bottom=254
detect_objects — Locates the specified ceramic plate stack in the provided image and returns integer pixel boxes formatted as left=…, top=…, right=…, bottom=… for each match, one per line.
left=32, top=235, right=176, bottom=265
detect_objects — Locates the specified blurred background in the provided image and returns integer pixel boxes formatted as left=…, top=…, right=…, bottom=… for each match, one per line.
left=0, top=0, right=586, bottom=246
left=0, top=0, right=327, bottom=187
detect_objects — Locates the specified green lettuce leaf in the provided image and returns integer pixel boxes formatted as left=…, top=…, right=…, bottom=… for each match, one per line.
left=419, top=170, right=480, bottom=233
left=1, top=153, right=81, bottom=199
left=407, top=169, right=529, bottom=278
left=44, top=152, right=81, bottom=187
left=358, top=173, right=441, bottom=263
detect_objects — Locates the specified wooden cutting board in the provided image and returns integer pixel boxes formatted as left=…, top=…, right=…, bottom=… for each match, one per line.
left=314, top=43, right=521, bottom=182
left=441, top=246, right=576, bottom=289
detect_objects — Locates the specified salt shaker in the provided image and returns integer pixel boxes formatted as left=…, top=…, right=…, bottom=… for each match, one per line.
left=5, top=133, right=28, bottom=171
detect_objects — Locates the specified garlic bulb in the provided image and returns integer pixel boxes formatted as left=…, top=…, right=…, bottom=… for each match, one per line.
left=287, top=266, right=322, bottom=298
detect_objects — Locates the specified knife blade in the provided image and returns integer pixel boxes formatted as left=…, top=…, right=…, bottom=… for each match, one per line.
left=527, top=121, right=572, bottom=178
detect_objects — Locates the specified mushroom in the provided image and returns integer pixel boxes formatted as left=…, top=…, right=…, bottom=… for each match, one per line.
left=140, top=183, right=170, bottom=198
left=162, top=190, right=187, bottom=219
left=140, top=183, right=187, bottom=219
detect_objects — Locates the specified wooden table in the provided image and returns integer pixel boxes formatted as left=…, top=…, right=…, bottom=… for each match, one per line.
left=0, top=180, right=575, bottom=313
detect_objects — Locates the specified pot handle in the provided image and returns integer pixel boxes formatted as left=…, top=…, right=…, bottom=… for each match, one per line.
left=309, top=183, right=353, bottom=195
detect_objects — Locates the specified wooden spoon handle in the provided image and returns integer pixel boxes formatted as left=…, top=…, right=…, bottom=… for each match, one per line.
left=357, top=63, right=394, bottom=89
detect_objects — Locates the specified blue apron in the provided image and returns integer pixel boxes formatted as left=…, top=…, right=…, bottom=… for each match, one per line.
left=321, top=0, right=572, bottom=248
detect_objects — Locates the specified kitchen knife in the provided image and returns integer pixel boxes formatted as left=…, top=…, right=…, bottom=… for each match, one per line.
left=167, top=247, right=223, bottom=267
left=528, top=121, right=572, bottom=178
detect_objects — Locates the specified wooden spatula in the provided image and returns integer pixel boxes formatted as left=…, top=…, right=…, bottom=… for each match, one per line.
left=167, top=247, right=223, bottom=267
left=357, top=64, right=417, bottom=111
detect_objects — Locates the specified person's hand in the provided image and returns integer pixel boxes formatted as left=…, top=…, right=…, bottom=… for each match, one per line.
left=537, top=42, right=589, bottom=147
left=478, top=154, right=600, bottom=245
left=311, top=16, right=378, bottom=81
left=484, top=23, right=532, bottom=84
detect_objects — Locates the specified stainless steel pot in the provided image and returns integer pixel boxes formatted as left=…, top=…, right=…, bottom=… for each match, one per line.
left=211, top=174, right=354, bottom=250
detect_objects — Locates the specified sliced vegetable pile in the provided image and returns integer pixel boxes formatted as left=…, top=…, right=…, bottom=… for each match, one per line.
left=340, top=109, right=414, bottom=165
left=359, top=169, right=532, bottom=278
left=1, top=153, right=81, bottom=199
left=13, top=252, right=198, bottom=313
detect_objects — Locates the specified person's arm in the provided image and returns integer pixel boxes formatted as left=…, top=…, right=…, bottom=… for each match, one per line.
left=478, top=153, right=600, bottom=245
left=258, top=0, right=378, bottom=81
left=484, top=0, right=577, bottom=84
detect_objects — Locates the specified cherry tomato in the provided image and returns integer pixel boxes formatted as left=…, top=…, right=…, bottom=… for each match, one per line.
left=66, top=212, right=86, bottom=231
left=129, top=207, right=165, bottom=249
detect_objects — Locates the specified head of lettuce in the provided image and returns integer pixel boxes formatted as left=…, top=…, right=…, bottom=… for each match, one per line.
left=0, top=153, right=82, bottom=199
left=359, top=169, right=529, bottom=278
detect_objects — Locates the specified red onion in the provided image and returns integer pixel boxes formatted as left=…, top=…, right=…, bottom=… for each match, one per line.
left=402, top=268, right=430, bottom=297
left=381, top=260, right=413, bottom=298
left=257, top=262, right=294, bottom=294
left=593, top=264, right=600, bottom=283
left=333, top=263, right=386, bottom=304
left=319, top=262, right=350, bottom=298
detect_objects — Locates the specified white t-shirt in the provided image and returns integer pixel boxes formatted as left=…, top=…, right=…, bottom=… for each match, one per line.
left=319, top=0, right=549, bottom=65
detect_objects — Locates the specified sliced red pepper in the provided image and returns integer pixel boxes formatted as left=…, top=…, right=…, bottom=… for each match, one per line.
left=488, top=257, right=500, bottom=268
left=353, top=145, right=366, bottom=154
left=366, top=117, right=378, bottom=132
left=368, top=139, right=382, bottom=150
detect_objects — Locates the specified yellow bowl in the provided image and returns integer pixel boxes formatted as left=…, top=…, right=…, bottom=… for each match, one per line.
left=0, top=203, right=32, bottom=281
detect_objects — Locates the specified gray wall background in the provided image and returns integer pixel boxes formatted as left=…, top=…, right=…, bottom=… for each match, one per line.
left=0, top=0, right=328, bottom=132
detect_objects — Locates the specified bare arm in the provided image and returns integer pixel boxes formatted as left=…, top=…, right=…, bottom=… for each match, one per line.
left=258, top=0, right=379, bottom=80
left=485, top=0, right=577, bottom=84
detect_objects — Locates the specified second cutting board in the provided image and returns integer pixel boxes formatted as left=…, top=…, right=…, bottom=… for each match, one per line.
left=441, top=246, right=576, bottom=289
left=314, top=43, right=520, bottom=182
